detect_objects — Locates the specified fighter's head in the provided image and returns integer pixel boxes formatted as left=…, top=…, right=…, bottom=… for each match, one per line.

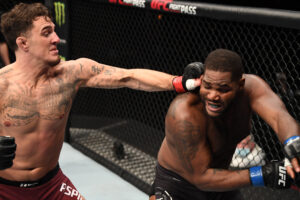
left=200, top=49, right=245, bottom=117
left=1, top=3, right=53, bottom=51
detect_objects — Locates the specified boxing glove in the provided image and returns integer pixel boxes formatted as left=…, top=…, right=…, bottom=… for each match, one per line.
left=283, top=136, right=300, bottom=188
left=0, top=136, right=16, bottom=170
left=250, top=161, right=292, bottom=189
left=283, top=136, right=300, bottom=160
left=172, top=62, right=204, bottom=93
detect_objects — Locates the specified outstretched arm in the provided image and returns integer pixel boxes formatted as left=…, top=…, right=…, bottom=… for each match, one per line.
left=75, top=58, right=175, bottom=91
left=71, top=58, right=201, bottom=92
left=247, top=75, right=300, bottom=173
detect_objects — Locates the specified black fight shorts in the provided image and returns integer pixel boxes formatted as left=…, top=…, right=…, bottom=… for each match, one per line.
left=149, top=163, right=243, bottom=200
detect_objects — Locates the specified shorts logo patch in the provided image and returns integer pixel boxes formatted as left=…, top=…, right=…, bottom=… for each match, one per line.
left=60, top=182, right=83, bottom=200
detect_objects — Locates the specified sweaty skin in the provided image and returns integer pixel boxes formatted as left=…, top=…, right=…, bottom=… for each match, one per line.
left=154, top=71, right=299, bottom=194
left=0, top=16, right=176, bottom=182
left=159, top=93, right=251, bottom=191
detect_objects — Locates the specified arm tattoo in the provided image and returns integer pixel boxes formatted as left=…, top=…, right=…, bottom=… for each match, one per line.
left=80, top=63, right=83, bottom=72
left=92, top=65, right=104, bottom=74
left=104, top=67, right=116, bottom=76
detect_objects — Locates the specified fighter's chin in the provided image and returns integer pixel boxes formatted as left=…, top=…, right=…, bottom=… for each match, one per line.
left=48, top=56, right=61, bottom=66
left=205, top=109, right=222, bottom=117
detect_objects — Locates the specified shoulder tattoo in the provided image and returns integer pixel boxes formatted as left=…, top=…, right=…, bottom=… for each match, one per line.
left=171, top=118, right=202, bottom=173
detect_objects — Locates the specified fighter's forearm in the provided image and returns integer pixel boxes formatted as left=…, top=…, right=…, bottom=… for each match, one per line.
left=127, top=69, right=176, bottom=92
left=276, top=111, right=300, bottom=143
left=192, top=168, right=251, bottom=192
left=194, top=161, right=294, bottom=192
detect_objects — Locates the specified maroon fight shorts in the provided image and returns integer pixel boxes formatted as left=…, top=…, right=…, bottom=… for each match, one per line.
left=0, top=165, right=84, bottom=200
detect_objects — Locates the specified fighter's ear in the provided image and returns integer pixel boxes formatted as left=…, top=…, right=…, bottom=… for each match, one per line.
left=16, top=36, right=29, bottom=52
left=239, top=77, right=245, bottom=89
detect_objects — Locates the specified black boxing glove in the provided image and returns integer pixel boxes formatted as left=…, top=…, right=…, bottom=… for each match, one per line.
left=0, top=136, right=16, bottom=170
left=249, top=161, right=292, bottom=189
left=172, top=62, right=204, bottom=93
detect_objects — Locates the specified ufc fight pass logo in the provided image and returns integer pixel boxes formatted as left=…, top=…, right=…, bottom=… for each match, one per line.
left=151, top=0, right=173, bottom=11
left=109, top=0, right=145, bottom=7
left=151, top=0, right=196, bottom=15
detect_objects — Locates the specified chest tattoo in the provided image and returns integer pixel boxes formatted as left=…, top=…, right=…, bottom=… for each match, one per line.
left=0, top=80, right=77, bottom=126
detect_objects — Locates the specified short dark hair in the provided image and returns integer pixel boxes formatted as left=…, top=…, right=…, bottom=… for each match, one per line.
left=204, top=49, right=244, bottom=81
left=1, top=3, right=52, bottom=51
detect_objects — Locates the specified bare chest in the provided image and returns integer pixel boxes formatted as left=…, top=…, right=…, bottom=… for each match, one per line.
left=207, top=110, right=252, bottom=167
left=0, top=81, right=76, bottom=127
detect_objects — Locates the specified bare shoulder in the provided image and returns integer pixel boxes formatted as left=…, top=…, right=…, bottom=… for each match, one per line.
left=244, top=74, right=267, bottom=85
left=0, top=65, right=14, bottom=85
left=66, top=58, right=107, bottom=75
left=0, top=64, right=14, bottom=77
left=56, top=59, right=86, bottom=79
left=244, top=74, right=272, bottom=96
left=166, top=93, right=206, bottom=136
left=59, top=59, right=80, bottom=70
left=167, top=93, right=203, bottom=119
left=73, top=57, right=101, bottom=69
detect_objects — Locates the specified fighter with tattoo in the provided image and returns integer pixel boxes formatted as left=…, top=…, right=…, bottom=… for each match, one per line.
left=0, top=3, right=201, bottom=200
left=150, top=49, right=300, bottom=200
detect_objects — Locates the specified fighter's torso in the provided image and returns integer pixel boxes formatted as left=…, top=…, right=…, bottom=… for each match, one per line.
left=205, top=92, right=251, bottom=168
left=158, top=79, right=253, bottom=176
left=0, top=63, right=78, bottom=181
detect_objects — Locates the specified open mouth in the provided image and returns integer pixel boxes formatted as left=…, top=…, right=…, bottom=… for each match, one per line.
left=206, top=101, right=223, bottom=113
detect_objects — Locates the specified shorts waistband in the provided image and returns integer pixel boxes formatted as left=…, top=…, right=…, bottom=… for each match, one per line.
left=156, top=163, right=206, bottom=192
left=156, top=163, right=190, bottom=184
left=0, top=165, right=60, bottom=188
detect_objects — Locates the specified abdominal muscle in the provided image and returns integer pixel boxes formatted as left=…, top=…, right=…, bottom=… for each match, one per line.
left=0, top=118, right=66, bottom=182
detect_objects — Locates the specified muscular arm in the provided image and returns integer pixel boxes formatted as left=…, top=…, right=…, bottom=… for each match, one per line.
left=247, top=75, right=300, bottom=142
left=247, top=75, right=300, bottom=174
left=165, top=94, right=251, bottom=192
left=74, top=58, right=176, bottom=91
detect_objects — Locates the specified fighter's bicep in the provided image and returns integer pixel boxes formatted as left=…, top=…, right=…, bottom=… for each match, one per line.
left=248, top=75, right=286, bottom=125
left=75, top=58, right=126, bottom=88
left=166, top=113, right=206, bottom=173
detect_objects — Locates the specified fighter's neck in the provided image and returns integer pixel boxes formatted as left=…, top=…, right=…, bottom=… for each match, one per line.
left=14, top=55, right=58, bottom=80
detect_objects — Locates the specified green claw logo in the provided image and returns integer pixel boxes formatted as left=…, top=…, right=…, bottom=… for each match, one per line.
left=54, top=2, right=65, bottom=27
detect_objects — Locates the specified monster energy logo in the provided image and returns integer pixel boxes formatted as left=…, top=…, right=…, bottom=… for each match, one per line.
left=54, top=2, right=65, bottom=27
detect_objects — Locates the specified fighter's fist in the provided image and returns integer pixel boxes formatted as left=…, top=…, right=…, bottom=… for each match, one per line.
left=250, top=161, right=292, bottom=189
left=284, top=136, right=300, bottom=161
left=0, top=136, right=16, bottom=170
left=172, top=62, right=204, bottom=93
